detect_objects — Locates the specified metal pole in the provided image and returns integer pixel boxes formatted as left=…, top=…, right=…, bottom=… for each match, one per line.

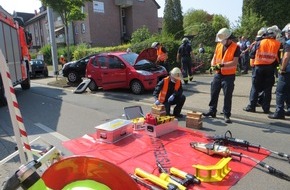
left=47, top=6, right=59, bottom=76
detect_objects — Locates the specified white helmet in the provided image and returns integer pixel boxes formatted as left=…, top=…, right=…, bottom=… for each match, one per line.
left=170, top=67, right=182, bottom=80
left=151, top=42, right=160, bottom=48
left=182, top=37, right=189, bottom=44
left=215, top=28, right=232, bottom=42
left=266, top=25, right=280, bottom=37
left=256, top=27, right=267, bottom=38
left=282, top=23, right=290, bottom=33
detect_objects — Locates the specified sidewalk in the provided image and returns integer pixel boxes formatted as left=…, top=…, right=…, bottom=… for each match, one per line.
left=181, top=73, right=289, bottom=127
left=36, top=73, right=290, bottom=127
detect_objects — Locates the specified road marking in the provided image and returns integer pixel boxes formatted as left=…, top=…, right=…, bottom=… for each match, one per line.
left=34, top=123, right=70, bottom=141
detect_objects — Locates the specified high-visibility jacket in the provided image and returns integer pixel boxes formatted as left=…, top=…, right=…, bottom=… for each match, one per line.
left=253, top=39, right=280, bottom=66
left=59, top=57, right=66, bottom=65
left=213, top=42, right=238, bottom=75
left=158, top=77, right=181, bottom=103
left=157, top=46, right=168, bottom=62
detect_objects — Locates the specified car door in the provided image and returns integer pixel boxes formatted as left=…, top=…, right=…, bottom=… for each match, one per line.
left=101, top=55, right=127, bottom=90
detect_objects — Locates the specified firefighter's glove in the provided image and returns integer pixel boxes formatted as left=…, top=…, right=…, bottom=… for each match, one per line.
left=215, top=63, right=224, bottom=70
left=154, top=100, right=161, bottom=105
left=279, top=70, right=286, bottom=75
left=168, top=95, right=175, bottom=102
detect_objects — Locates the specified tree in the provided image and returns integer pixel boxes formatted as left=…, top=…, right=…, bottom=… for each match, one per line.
left=40, top=0, right=91, bottom=61
left=182, top=9, right=229, bottom=47
left=162, top=0, right=183, bottom=39
left=242, top=0, right=289, bottom=29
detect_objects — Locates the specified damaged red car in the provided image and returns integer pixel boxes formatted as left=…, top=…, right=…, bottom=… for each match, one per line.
left=85, top=48, right=168, bottom=94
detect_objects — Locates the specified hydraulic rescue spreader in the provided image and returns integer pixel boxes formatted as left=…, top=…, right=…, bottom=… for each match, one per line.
left=190, top=141, right=290, bottom=182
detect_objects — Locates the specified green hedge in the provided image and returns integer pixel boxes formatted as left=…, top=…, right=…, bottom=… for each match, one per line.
left=38, top=40, right=214, bottom=73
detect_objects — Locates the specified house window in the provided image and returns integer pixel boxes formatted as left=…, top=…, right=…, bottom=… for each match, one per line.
left=93, top=1, right=104, bottom=13
left=81, top=23, right=86, bottom=34
left=75, top=25, right=79, bottom=34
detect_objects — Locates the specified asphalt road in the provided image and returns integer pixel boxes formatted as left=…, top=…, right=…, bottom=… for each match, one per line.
left=0, top=74, right=289, bottom=189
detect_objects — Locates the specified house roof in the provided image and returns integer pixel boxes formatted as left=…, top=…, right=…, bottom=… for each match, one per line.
left=25, top=10, right=47, bottom=26
left=153, top=0, right=161, bottom=9
left=13, top=12, right=35, bottom=26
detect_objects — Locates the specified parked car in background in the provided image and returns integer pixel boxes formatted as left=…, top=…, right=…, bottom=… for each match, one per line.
left=62, top=54, right=96, bottom=83
left=86, top=48, right=168, bottom=94
left=29, top=59, right=48, bottom=78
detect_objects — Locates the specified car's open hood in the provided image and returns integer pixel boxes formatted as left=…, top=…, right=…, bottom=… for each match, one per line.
left=134, top=48, right=157, bottom=65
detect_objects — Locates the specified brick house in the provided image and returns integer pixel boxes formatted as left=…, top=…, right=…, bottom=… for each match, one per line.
left=74, top=0, right=160, bottom=46
left=24, top=0, right=160, bottom=51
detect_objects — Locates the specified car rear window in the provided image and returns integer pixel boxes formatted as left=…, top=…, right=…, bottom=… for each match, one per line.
left=31, top=60, right=44, bottom=65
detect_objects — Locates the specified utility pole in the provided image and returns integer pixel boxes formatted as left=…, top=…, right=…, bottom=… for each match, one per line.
left=47, top=6, right=59, bottom=77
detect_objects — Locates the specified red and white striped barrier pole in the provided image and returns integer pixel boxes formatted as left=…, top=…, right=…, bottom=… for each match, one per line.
left=0, top=51, right=33, bottom=163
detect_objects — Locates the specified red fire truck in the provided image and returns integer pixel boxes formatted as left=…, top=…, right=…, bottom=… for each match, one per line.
left=0, top=7, right=32, bottom=106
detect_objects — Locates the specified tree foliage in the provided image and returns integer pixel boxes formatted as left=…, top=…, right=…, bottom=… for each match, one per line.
left=162, top=0, right=183, bottom=39
left=242, top=0, right=289, bottom=29
left=40, top=0, right=91, bottom=61
left=131, top=26, right=151, bottom=44
left=182, top=9, right=229, bottom=47
left=235, top=10, right=266, bottom=41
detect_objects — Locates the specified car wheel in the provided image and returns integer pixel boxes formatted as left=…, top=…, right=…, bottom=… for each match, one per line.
left=67, top=71, right=79, bottom=83
left=88, top=80, right=98, bottom=91
left=130, top=80, right=144, bottom=95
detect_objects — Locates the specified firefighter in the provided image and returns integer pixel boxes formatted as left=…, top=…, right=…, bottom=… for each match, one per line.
left=250, top=28, right=268, bottom=106
left=268, top=23, right=290, bottom=119
left=153, top=67, right=186, bottom=118
left=59, top=55, right=66, bottom=67
left=176, top=37, right=193, bottom=84
left=203, top=28, right=241, bottom=124
left=151, top=42, right=169, bottom=72
left=243, top=25, right=281, bottom=114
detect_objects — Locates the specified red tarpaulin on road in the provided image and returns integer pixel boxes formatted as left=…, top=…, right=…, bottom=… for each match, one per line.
left=63, top=127, right=270, bottom=190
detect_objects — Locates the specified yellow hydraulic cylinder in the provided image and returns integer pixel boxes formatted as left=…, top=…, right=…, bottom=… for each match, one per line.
left=135, top=168, right=178, bottom=190
left=159, top=173, right=187, bottom=190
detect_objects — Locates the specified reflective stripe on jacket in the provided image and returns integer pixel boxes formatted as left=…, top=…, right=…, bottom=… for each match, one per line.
left=158, top=77, right=181, bottom=103
left=253, top=39, right=280, bottom=65
left=214, top=42, right=238, bottom=75
left=157, top=47, right=168, bottom=62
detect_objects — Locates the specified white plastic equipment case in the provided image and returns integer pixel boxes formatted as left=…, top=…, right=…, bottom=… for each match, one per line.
left=95, top=119, right=133, bottom=143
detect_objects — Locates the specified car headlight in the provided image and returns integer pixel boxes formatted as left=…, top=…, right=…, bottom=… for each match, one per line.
left=136, top=70, right=153, bottom=76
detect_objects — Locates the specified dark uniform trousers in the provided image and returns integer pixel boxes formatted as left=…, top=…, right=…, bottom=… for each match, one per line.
left=249, top=65, right=275, bottom=112
left=209, top=73, right=235, bottom=117
left=163, top=95, right=186, bottom=116
left=181, top=56, right=193, bottom=81
left=275, top=72, right=290, bottom=115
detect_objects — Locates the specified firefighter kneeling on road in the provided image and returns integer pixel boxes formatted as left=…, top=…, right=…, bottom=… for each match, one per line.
left=153, top=67, right=186, bottom=118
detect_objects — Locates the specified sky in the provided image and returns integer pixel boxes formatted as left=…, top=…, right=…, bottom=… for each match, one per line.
left=156, top=0, right=243, bottom=24
left=0, top=0, right=243, bottom=24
